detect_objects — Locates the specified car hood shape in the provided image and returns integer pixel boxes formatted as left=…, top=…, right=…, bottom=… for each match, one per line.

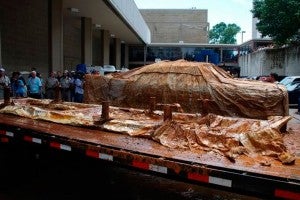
left=84, top=59, right=289, bottom=119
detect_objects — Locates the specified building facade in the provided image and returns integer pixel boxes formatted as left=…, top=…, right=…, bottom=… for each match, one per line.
left=0, top=0, right=150, bottom=76
left=140, top=9, right=209, bottom=43
left=128, top=9, right=240, bottom=69
left=1, top=0, right=288, bottom=79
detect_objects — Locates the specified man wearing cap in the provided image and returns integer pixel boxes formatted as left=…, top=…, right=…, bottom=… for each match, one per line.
left=0, top=68, right=11, bottom=99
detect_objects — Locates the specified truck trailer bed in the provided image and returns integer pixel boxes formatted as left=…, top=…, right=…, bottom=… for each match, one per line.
left=0, top=110, right=300, bottom=199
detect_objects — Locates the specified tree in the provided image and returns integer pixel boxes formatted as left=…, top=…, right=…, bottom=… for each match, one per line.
left=252, top=0, right=300, bottom=45
left=209, top=22, right=241, bottom=44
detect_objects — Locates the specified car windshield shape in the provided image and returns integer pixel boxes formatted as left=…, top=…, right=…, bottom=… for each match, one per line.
left=286, top=82, right=300, bottom=91
left=280, top=76, right=300, bottom=86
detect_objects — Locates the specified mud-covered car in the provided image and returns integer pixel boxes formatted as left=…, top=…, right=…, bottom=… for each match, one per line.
left=84, top=59, right=289, bottom=119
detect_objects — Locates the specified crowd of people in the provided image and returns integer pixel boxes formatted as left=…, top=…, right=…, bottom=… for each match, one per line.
left=2, top=66, right=300, bottom=115
left=0, top=66, right=86, bottom=103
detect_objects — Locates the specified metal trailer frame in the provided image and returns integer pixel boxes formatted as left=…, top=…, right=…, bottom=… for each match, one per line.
left=0, top=116, right=300, bottom=199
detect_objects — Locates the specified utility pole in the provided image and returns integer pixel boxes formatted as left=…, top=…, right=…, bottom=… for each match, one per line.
left=241, top=31, right=246, bottom=43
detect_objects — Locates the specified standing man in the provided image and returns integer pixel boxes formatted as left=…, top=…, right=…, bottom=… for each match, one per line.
left=27, top=71, right=42, bottom=99
left=60, top=70, right=72, bottom=101
left=74, top=72, right=84, bottom=103
left=269, top=73, right=279, bottom=83
left=295, top=92, right=300, bottom=115
left=0, top=67, right=11, bottom=99
left=45, top=71, right=59, bottom=99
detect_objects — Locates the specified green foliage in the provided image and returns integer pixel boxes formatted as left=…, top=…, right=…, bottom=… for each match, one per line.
left=252, top=0, right=300, bottom=45
left=209, top=22, right=241, bottom=44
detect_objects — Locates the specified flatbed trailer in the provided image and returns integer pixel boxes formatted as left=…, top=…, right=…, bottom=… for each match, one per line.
left=0, top=112, right=300, bottom=199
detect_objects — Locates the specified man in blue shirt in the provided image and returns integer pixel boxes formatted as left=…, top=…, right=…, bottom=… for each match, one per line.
left=27, top=71, right=42, bottom=99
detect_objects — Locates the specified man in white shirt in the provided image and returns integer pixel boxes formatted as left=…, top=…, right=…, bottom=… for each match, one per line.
left=0, top=68, right=11, bottom=99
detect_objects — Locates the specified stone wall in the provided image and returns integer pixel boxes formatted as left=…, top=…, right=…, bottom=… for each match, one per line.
left=239, top=45, right=300, bottom=77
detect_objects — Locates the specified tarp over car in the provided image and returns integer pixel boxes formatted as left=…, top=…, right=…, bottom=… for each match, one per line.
left=84, top=59, right=289, bottom=119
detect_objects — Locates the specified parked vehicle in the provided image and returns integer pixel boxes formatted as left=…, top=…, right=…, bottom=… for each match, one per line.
left=279, top=76, right=300, bottom=86
left=257, top=75, right=286, bottom=82
left=278, top=75, right=287, bottom=82
left=287, top=81, right=300, bottom=105
left=102, top=65, right=119, bottom=75
left=86, top=65, right=120, bottom=75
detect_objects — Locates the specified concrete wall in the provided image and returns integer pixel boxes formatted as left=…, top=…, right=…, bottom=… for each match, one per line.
left=0, top=0, right=49, bottom=75
left=0, top=0, right=86, bottom=74
left=239, top=45, right=300, bottom=77
left=0, top=0, right=130, bottom=74
left=109, top=0, right=151, bottom=44
left=140, top=9, right=208, bottom=43
left=50, top=0, right=64, bottom=74
left=63, top=16, right=81, bottom=70
left=92, top=29, right=102, bottom=66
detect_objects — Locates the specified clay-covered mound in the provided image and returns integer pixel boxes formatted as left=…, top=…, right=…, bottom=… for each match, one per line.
left=84, top=60, right=289, bottom=119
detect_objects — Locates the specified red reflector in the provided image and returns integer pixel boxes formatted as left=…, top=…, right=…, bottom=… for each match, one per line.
left=188, top=173, right=209, bottom=183
left=0, top=130, right=6, bottom=135
left=132, top=161, right=149, bottom=170
left=49, top=142, right=60, bottom=149
left=1, top=137, right=9, bottom=143
left=23, top=136, right=32, bottom=142
left=86, top=149, right=99, bottom=158
left=275, top=189, right=300, bottom=200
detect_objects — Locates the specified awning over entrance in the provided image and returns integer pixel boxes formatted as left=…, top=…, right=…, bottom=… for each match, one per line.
left=63, top=0, right=151, bottom=44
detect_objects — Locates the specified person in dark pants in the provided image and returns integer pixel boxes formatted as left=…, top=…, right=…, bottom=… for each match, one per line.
left=297, top=96, right=300, bottom=115
left=74, top=72, right=84, bottom=103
